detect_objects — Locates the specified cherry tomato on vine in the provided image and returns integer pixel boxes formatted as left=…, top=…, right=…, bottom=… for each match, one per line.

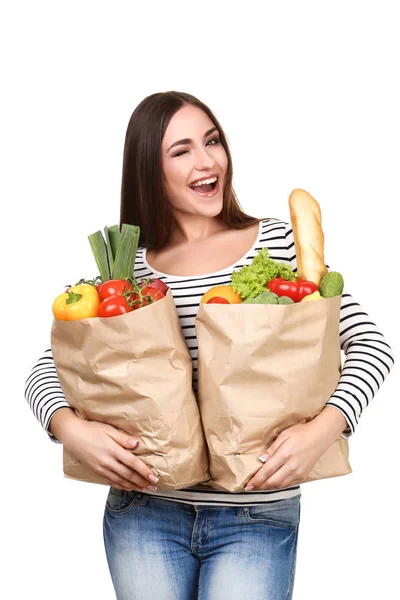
left=98, top=294, right=133, bottom=318
left=139, top=278, right=168, bottom=296
left=98, top=279, right=134, bottom=302
left=128, top=285, right=164, bottom=309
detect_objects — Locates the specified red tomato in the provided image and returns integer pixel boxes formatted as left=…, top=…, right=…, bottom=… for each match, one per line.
left=140, top=278, right=168, bottom=296
left=142, top=286, right=164, bottom=306
left=98, top=295, right=133, bottom=318
left=206, top=297, right=230, bottom=304
left=128, top=285, right=164, bottom=309
left=98, top=279, right=134, bottom=302
left=267, top=278, right=300, bottom=302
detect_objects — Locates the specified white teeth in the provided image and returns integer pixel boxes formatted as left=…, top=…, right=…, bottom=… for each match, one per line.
left=190, top=176, right=218, bottom=188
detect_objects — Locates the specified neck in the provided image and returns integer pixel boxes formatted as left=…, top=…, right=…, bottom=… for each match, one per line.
left=169, top=213, right=229, bottom=245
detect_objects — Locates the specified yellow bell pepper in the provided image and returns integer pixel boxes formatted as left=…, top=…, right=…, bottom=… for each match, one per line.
left=300, top=290, right=323, bottom=302
left=52, top=284, right=101, bottom=321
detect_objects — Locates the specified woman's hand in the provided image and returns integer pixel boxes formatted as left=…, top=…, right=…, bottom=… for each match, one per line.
left=49, top=408, right=160, bottom=492
left=244, top=407, right=348, bottom=491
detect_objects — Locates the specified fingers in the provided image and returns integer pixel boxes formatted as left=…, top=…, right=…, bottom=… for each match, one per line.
left=105, top=442, right=161, bottom=489
left=114, top=458, right=159, bottom=491
left=106, top=426, right=139, bottom=451
left=98, top=424, right=161, bottom=491
left=115, top=446, right=159, bottom=483
left=258, top=463, right=296, bottom=490
left=100, top=467, right=144, bottom=492
left=99, top=457, right=158, bottom=492
left=246, top=451, right=287, bottom=489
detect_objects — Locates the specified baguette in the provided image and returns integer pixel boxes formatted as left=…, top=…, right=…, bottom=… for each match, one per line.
left=288, top=188, right=328, bottom=286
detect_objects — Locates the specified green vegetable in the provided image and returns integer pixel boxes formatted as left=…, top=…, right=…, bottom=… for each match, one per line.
left=231, top=248, right=296, bottom=300
left=88, top=223, right=140, bottom=282
left=112, top=224, right=140, bottom=279
left=104, top=226, right=115, bottom=275
left=278, top=296, right=294, bottom=304
left=107, top=224, right=121, bottom=259
left=244, top=290, right=279, bottom=304
left=88, top=230, right=111, bottom=281
left=319, top=271, right=344, bottom=298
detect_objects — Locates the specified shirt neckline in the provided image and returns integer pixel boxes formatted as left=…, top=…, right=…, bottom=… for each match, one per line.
left=142, top=219, right=263, bottom=279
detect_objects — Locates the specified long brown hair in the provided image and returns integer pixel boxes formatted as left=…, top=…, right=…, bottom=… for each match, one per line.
left=120, top=91, right=267, bottom=250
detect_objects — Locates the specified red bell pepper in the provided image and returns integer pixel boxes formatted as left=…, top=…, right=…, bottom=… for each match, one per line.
left=296, top=278, right=319, bottom=301
left=267, top=277, right=318, bottom=302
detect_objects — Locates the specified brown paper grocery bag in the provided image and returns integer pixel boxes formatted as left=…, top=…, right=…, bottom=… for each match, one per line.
left=51, top=289, right=210, bottom=490
left=195, top=295, right=351, bottom=492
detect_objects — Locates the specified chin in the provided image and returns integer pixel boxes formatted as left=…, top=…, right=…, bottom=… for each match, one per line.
left=194, top=197, right=224, bottom=217
left=172, top=191, right=224, bottom=219
left=196, top=206, right=223, bottom=219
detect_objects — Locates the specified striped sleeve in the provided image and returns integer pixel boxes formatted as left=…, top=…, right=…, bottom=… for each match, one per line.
left=24, top=348, right=70, bottom=443
left=285, top=222, right=395, bottom=438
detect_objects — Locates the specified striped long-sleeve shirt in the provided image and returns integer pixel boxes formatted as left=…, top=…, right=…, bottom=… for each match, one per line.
left=24, top=218, right=394, bottom=506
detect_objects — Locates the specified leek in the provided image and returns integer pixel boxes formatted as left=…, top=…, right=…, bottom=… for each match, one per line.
left=104, top=226, right=115, bottom=275
left=107, top=224, right=121, bottom=259
left=88, top=230, right=111, bottom=282
left=111, top=224, right=140, bottom=280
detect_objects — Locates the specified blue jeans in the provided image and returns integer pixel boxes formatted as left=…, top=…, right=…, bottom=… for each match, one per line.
left=103, top=488, right=301, bottom=599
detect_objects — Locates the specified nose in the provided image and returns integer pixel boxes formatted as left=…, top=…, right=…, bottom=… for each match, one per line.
left=194, top=144, right=216, bottom=170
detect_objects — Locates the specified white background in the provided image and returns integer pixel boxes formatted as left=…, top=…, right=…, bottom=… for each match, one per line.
left=2, top=1, right=399, bottom=598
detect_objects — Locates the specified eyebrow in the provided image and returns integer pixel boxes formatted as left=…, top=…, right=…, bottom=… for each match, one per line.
left=167, top=127, right=218, bottom=153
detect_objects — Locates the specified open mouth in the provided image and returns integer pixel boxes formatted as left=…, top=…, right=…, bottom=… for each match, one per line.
left=189, top=177, right=219, bottom=196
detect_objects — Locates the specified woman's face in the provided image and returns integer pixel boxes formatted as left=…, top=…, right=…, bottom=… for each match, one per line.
left=161, top=104, right=229, bottom=219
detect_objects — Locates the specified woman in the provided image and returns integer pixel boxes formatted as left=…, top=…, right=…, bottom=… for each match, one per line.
left=25, top=91, right=394, bottom=599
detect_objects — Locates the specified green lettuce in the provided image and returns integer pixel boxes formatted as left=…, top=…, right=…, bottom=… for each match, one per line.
left=231, top=248, right=296, bottom=300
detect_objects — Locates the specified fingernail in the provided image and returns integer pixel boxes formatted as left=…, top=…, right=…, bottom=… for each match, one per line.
left=245, top=485, right=255, bottom=491
left=128, top=439, right=138, bottom=447
left=146, top=485, right=158, bottom=491
left=258, top=453, right=269, bottom=463
left=149, top=474, right=159, bottom=483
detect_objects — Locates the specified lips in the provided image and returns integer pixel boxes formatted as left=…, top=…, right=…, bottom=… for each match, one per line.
left=189, top=173, right=219, bottom=186
left=189, top=177, right=220, bottom=197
